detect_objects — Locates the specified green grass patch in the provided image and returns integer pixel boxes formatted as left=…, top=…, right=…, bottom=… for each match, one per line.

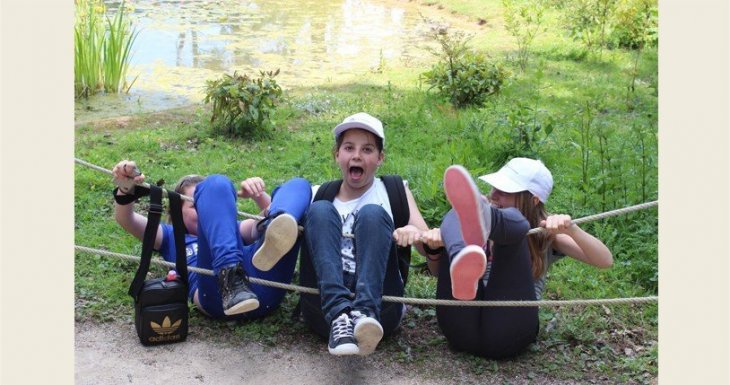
left=75, top=0, right=657, bottom=382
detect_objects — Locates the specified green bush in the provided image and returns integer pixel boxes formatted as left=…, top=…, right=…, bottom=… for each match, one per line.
left=203, top=70, right=283, bottom=137
left=420, top=26, right=508, bottom=108
left=422, top=51, right=508, bottom=108
left=502, top=0, right=548, bottom=70
left=610, top=0, right=657, bottom=49
left=491, top=101, right=555, bottom=166
left=563, top=0, right=618, bottom=57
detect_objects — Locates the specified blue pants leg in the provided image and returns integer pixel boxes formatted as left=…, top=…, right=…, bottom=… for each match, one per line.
left=191, top=174, right=246, bottom=319
left=192, top=175, right=312, bottom=320
left=351, top=204, right=395, bottom=320
left=239, top=177, right=312, bottom=319
left=304, top=200, right=353, bottom=325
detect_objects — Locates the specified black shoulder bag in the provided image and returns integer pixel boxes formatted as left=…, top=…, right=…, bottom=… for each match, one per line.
left=128, top=185, right=190, bottom=346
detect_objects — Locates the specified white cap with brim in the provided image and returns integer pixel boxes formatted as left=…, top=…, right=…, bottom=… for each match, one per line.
left=333, top=112, right=385, bottom=144
left=478, top=157, right=553, bottom=203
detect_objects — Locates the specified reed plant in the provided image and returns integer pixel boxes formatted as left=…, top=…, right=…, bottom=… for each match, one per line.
left=74, top=0, right=138, bottom=98
left=103, top=1, right=139, bottom=94
left=74, top=0, right=104, bottom=98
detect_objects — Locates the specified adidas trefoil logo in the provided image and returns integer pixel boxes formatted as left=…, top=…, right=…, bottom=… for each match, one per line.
left=150, top=316, right=182, bottom=335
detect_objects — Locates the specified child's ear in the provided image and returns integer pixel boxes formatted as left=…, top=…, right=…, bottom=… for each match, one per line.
left=377, top=151, right=384, bottom=166
left=532, top=196, right=540, bottom=207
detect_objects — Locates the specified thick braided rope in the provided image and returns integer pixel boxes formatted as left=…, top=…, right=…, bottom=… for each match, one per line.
left=75, top=158, right=264, bottom=221
left=75, top=158, right=657, bottom=239
left=527, top=201, right=658, bottom=235
left=75, top=245, right=657, bottom=307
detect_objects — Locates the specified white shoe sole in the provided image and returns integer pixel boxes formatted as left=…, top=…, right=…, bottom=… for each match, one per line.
left=354, top=318, right=384, bottom=355
left=223, top=298, right=260, bottom=316
left=450, top=245, right=487, bottom=301
left=328, top=342, right=359, bottom=356
left=252, top=213, right=298, bottom=271
left=444, top=165, right=490, bottom=247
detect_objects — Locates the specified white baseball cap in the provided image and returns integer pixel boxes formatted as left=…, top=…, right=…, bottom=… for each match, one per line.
left=333, top=112, right=385, bottom=144
left=478, top=158, right=553, bottom=203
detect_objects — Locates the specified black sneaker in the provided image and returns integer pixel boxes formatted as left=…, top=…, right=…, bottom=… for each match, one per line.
left=218, top=263, right=259, bottom=316
left=350, top=310, right=383, bottom=356
left=328, top=313, right=359, bottom=356
left=252, top=213, right=298, bottom=272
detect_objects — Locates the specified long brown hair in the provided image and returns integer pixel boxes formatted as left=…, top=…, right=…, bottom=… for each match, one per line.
left=513, top=191, right=553, bottom=279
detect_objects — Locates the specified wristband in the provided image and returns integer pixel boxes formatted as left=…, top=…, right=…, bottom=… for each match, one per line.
left=422, top=243, right=445, bottom=256
left=113, top=187, right=138, bottom=205
left=113, top=185, right=151, bottom=205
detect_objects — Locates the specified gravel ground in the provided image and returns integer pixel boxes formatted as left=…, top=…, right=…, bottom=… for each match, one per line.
left=75, top=320, right=603, bottom=385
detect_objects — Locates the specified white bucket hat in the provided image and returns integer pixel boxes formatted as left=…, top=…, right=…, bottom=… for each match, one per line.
left=333, top=112, right=385, bottom=144
left=478, top=158, right=553, bottom=203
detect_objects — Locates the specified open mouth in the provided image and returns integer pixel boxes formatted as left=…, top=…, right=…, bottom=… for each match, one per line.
left=349, top=166, right=364, bottom=180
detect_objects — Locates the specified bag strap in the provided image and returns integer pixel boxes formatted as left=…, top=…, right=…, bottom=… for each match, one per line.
left=128, top=185, right=164, bottom=300
left=380, top=174, right=412, bottom=285
left=313, top=179, right=342, bottom=202
left=380, top=175, right=409, bottom=228
left=167, top=191, right=189, bottom=284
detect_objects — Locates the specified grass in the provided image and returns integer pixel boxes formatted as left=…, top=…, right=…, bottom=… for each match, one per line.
left=74, top=0, right=658, bottom=383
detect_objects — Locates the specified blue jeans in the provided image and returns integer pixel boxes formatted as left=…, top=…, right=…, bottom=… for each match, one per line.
left=303, top=201, right=396, bottom=325
left=436, top=200, right=538, bottom=358
left=191, top=174, right=311, bottom=320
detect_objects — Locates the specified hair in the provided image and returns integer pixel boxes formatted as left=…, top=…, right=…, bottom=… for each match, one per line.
left=167, top=174, right=205, bottom=224
left=332, top=129, right=384, bottom=155
left=513, top=190, right=553, bottom=279
left=173, top=174, right=205, bottom=194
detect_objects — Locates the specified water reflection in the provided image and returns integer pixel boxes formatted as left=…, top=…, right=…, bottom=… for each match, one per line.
left=76, top=0, right=472, bottom=123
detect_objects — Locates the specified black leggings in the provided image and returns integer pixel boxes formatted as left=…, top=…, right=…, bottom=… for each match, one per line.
left=436, top=206, right=538, bottom=359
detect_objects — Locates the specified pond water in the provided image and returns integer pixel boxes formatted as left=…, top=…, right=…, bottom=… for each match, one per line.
left=75, top=0, right=475, bottom=124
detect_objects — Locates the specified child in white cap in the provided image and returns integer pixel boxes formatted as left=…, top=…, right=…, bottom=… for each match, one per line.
left=297, top=112, right=441, bottom=356
left=419, top=158, right=612, bottom=358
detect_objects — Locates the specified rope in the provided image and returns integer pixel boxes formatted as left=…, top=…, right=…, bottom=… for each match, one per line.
left=75, top=245, right=657, bottom=307
left=527, top=200, right=658, bottom=235
left=76, top=157, right=268, bottom=222
left=75, top=158, right=657, bottom=240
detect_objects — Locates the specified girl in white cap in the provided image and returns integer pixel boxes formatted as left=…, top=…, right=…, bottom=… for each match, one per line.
left=419, top=158, right=612, bottom=358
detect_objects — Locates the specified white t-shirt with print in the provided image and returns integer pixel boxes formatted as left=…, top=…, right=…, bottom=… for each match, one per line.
left=311, top=178, right=400, bottom=273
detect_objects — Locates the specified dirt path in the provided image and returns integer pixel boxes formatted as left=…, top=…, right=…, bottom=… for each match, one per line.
left=75, top=321, right=591, bottom=385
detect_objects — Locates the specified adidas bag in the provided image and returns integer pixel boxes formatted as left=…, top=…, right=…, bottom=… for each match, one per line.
left=134, top=275, right=189, bottom=346
left=128, top=185, right=190, bottom=346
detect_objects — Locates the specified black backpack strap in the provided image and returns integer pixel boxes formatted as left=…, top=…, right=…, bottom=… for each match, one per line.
left=314, top=179, right=342, bottom=202
left=167, top=191, right=189, bottom=284
left=128, top=185, right=164, bottom=300
left=380, top=175, right=412, bottom=284
left=380, top=175, right=409, bottom=228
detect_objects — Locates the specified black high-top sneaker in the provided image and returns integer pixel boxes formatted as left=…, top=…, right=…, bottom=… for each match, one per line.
left=218, top=263, right=259, bottom=316
left=328, top=312, right=359, bottom=356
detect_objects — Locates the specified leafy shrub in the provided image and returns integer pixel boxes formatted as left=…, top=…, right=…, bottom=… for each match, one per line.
left=610, top=0, right=658, bottom=49
left=422, top=51, right=508, bottom=108
left=420, top=25, right=508, bottom=108
left=203, top=70, right=283, bottom=137
left=563, top=0, right=618, bottom=57
left=502, top=0, right=548, bottom=70
left=491, top=101, right=555, bottom=166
